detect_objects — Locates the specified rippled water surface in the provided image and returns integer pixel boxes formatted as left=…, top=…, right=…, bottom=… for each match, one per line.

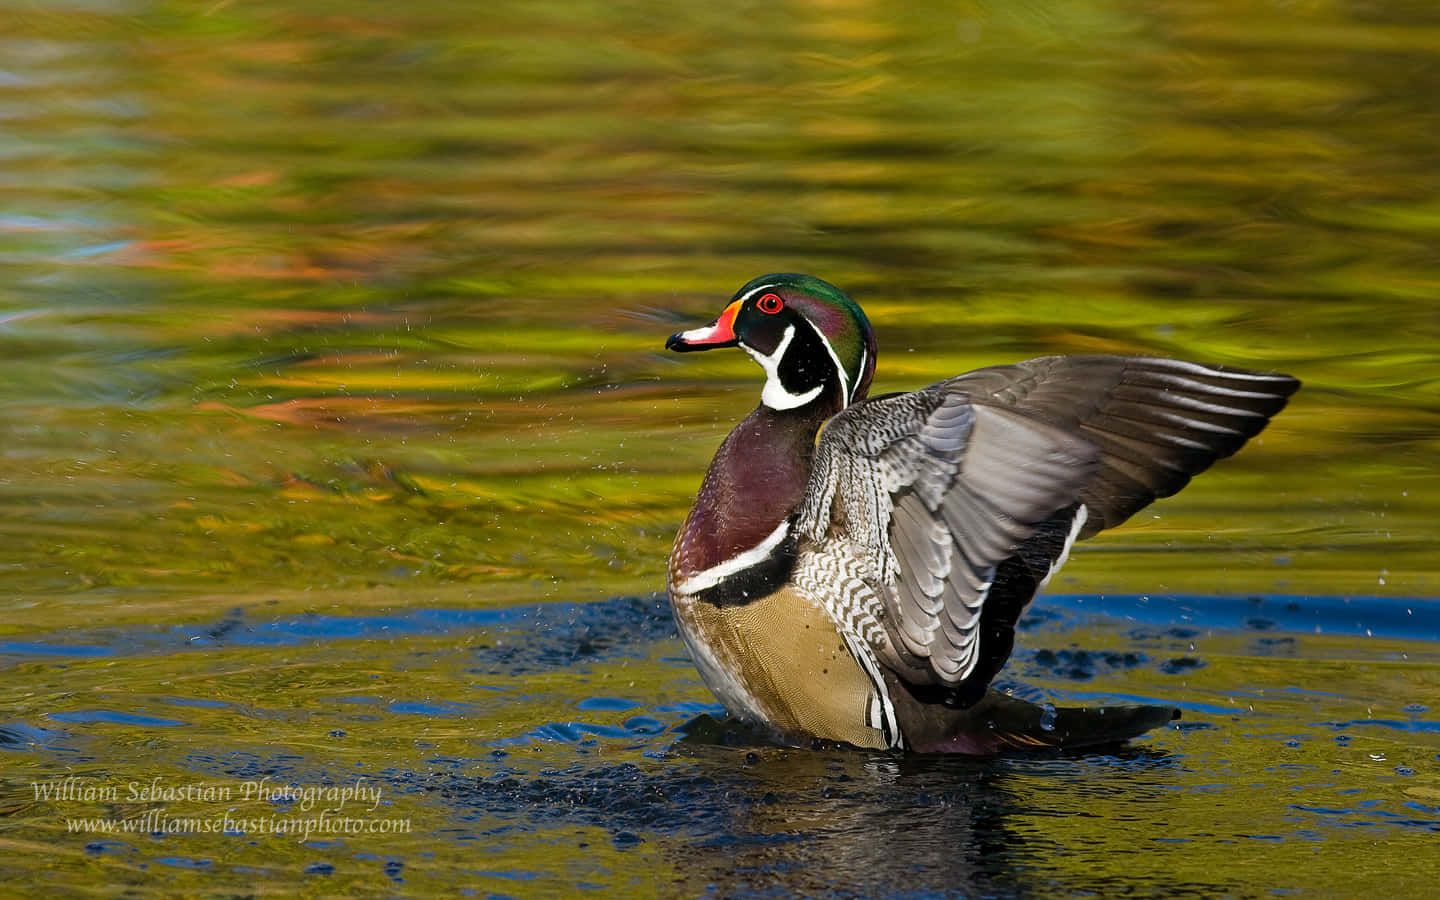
left=2, top=0, right=1438, bottom=896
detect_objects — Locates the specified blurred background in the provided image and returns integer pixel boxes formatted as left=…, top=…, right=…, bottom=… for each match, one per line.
left=2, top=0, right=1437, bottom=895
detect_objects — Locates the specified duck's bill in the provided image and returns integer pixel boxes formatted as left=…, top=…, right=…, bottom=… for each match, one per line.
left=666, top=300, right=743, bottom=351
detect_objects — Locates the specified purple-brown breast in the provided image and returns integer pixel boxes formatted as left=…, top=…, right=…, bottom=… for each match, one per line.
left=669, top=404, right=831, bottom=587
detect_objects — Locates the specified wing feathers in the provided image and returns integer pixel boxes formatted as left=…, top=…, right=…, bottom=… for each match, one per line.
left=874, top=405, right=1101, bottom=685
left=796, top=353, right=1298, bottom=698
left=891, top=493, right=949, bottom=591
left=941, top=486, right=1021, bottom=581
left=946, top=356, right=1298, bottom=535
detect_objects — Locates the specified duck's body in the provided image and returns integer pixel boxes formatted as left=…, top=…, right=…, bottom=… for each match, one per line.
left=666, top=275, right=1298, bottom=753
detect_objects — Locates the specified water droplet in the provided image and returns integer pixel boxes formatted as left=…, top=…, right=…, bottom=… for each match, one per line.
left=1039, top=702, right=1056, bottom=732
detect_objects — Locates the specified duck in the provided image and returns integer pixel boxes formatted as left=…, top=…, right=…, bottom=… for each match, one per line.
left=665, top=273, right=1299, bottom=754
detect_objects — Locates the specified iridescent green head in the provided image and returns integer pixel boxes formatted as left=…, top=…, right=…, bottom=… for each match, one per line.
left=666, top=274, right=878, bottom=411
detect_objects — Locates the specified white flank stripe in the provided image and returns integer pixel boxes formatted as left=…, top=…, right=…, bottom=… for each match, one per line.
left=673, top=519, right=791, bottom=596
left=840, top=628, right=903, bottom=749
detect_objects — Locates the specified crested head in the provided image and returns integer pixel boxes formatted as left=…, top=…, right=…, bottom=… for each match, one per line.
left=666, top=274, right=878, bottom=412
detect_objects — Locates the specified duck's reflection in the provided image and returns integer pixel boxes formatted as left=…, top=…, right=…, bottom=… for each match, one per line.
left=665, top=718, right=1204, bottom=898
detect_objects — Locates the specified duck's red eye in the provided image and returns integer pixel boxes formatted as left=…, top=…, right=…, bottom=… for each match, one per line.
left=757, top=293, right=784, bottom=315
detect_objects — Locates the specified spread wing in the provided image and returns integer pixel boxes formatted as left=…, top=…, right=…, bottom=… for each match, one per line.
left=795, top=355, right=1299, bottom=701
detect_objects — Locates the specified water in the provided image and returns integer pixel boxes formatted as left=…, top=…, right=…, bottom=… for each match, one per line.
left=2, top=0, right=1438, bottom=895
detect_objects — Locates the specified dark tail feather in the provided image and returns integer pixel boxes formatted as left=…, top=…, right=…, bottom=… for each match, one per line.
left=904, top=688, right=1179, bottom=755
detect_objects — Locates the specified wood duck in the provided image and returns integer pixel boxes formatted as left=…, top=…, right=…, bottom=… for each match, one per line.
left=666, top=274, right=1299, bottom=754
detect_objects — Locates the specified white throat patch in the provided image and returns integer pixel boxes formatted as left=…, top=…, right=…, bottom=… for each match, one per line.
left=742, top=324, right=825, bottom=410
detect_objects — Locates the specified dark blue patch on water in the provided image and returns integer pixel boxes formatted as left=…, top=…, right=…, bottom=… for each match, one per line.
left=0, top=641, right=115, bottom=657
left=1041, top=593, right=1440, bottom=643
left=48, top=710, right=188, bottom=728
left=154, top=857, right=212, bottom=870
left=0, top=722, right=67, bottom=751
left=388, top=701, right=478, bottom=717
left=577, top=697, right=641, bottom=712
left=0, top=594, right=677, bottom=669
left=2, top=592, right=1433, bottom=670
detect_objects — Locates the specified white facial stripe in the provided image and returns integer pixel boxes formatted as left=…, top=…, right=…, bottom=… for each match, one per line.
left=673, top=519, right=791, bottom=596
left=742, top=324, right=824, bottom=410
left=801, top=315, right=852, bottom=407
left=736, top=282, right=779, bottom=303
